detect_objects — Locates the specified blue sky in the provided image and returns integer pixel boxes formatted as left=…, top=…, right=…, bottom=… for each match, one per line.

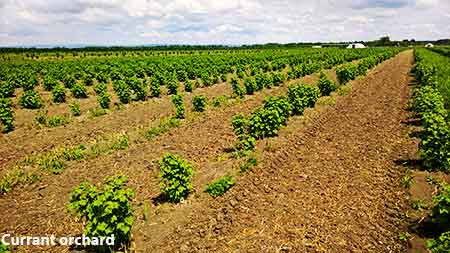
left=0, top=0, right=449, bottom=46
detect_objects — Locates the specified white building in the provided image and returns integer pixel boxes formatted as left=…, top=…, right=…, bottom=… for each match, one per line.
left=425, top=43, right=434, bottom=48
left=347, top=43, right=366, bottom=49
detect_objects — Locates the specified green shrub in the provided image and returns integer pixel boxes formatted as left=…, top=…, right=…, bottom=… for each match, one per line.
left=263, top=96, right=292, bottom=120
left=184, top=79, right=193, bottom=92
left=0, top=98, right=14, bottom=132
left=419, top=112, right=450, bottom=171
left=63, top=75, right=76, bottom=89
left=192, top=95, right=207, bottom=112
left=43, top=76, right=58, bottom=91
left=0, top=81, right=15, bottom=98
left=336, top=63, right=357, bottom=84
left=21, top=76, right=38, bottom=91
left=150, top=76, right=161, bottom=97
left=166, top=73, right=179, bottom=95
left=159, top=153, right=193, bottom=203
left=19, top=90, right=42, bottom=109
left=432, top=183, right=450, bottom=224
left=96, top=72, right=108, bottom=84
left=193, top=80, right=201, bottom=89
left=97, top=92, right=111, bottom=109
left=71, top=83, right=88, bottom=98
left=177, top=70, right=188, bottom=82
left=69, top=101, right=81, bottom=116
left=263, top=73, right=274, bottom=89
left=220, top=73, right=227, bottom=83
left=171, top=94, right=185, bottom=119
left=46, top=115, right=69, bottom=128
left=94, top=82, right=107, bottom=95
left=243, top=77, right=257, bottom=95
left=113, top=80, right=131, bottom=104
left=205, top=175, right=235, bottom=197
left=237, top=69, right=245, bottom=79
left=128, top=77, right=147, bottom=101
left=68, top=175, right=135, bottom=251
left=357, top=57, right=377, bottom=76
left=255, top=73, right=265, bottom=91
left=231, top=77, right=244, bottom=98
left=413, top=86, right=447, bottom=117
left=287, top=84, right=320, bottom=115
left=317, top=73, right=337, bottom=96
left=231, top=114, right=256, bottom=151
left=83, top=75, right=94, bottom=86
left=271, top=72, right=285, bottom=86
left=248, top=107, right=285, bottom=139
left=427, top=231, right=450, bottom=252
left=52, top=84, right=66, bottom=103
left=0, top=241, right=10, bottom=252
left=356, top=61, right=369, bottom=76
left=200, top=72, right=212, bottom=87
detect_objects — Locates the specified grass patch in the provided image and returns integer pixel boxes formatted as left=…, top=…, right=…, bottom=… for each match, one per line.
left=62, top=144, right=86, bottom=161
left=38, top=153, right=65, bottom=174
left=401, top=169, right=413, bottom=188
left=411, top=199, right=427, bottom=211
left=240, top=156, right=258, bottom=174
left=35, top=110, right=70, bottom=128
left=211, top=95, right=230, bottom=107
left=337, top=84, right=352, bottom=96
left=145, top=117, right=180, bottom=140
left=0, top=168, right=40, bottom=193
left=46, top=115, right=70, bottom=127
left=89, top=107, right=108, bottom=118
left=110, top=134, right=129, bottom=150
left=316, top=96, right=336, bottom=106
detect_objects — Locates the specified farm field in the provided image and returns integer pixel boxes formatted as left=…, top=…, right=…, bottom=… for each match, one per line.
left=1, top=45, right=450, bottom=253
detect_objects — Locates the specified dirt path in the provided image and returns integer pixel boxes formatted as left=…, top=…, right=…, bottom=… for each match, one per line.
left=155, top=50, right=414, bottom=252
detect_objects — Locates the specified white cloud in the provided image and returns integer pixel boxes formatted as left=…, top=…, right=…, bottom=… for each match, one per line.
left=0, top=0, right=448, bottom=46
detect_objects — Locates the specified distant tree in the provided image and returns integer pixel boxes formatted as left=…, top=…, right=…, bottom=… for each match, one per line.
left=379, top=36, right=390, bottom=46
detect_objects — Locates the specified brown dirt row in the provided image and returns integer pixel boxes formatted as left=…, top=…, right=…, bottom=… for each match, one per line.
left=151, top=50, right=415, bottom=252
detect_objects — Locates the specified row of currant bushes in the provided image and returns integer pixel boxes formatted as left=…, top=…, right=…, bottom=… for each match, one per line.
left=67, top=152, right=230, bottom=252
left=411, top=49, right=450, bottom=252
left=232, top=83, right=321, bottom=151
left=1, top=47, right=384, bottom=100
left=0, top=48, right=395, bottom=133
left=412, top=49, right=450, bottom=171
left=335, top=50, right=399, bottom=85
left=230, top=50, right=401, bottom=152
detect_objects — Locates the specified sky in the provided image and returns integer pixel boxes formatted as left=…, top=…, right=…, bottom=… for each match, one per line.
left=0, top=0, right=449, bottom=47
